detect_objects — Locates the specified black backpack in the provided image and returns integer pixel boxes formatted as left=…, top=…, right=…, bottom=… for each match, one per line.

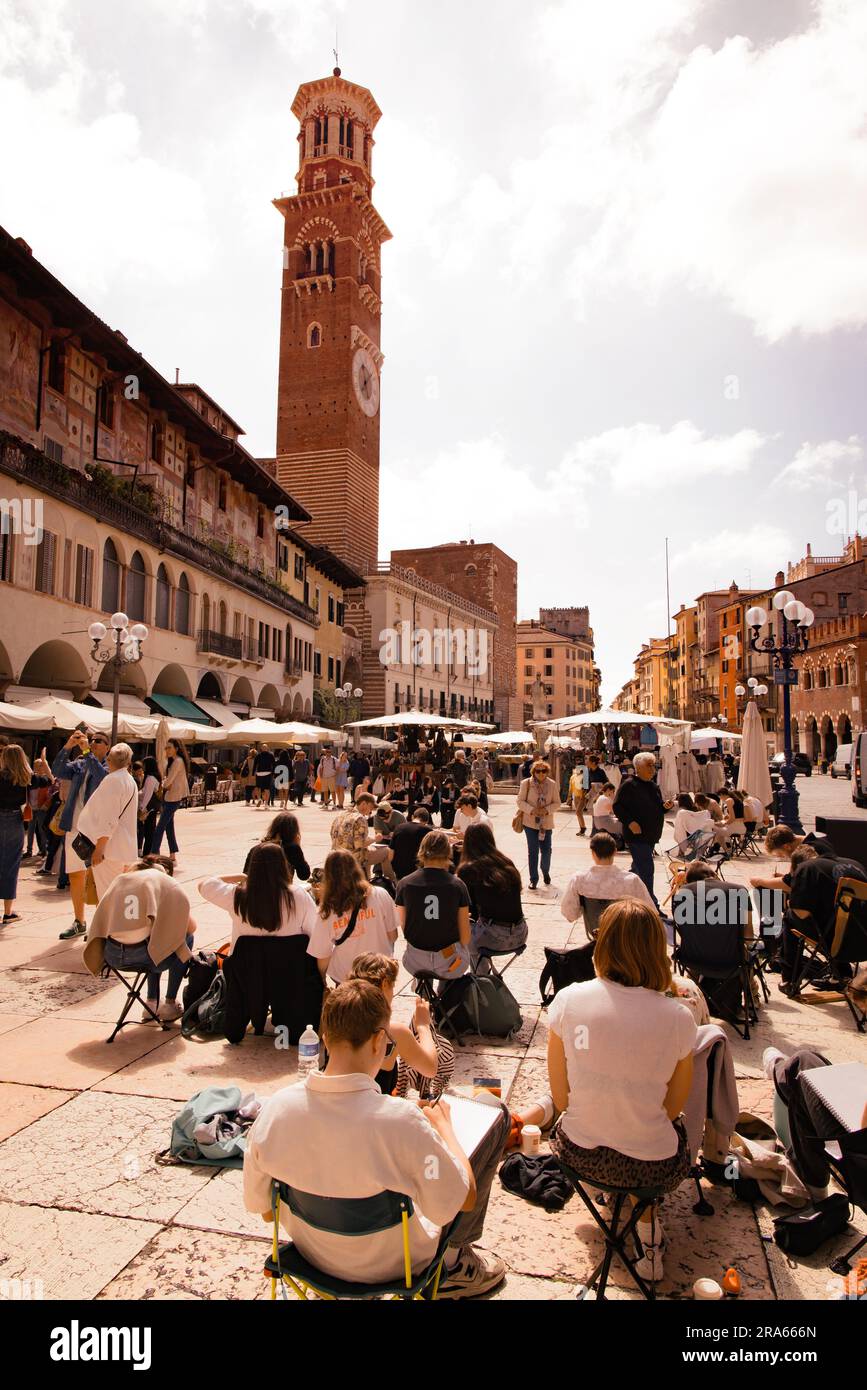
left=182, top=950, right=220, bottom=1013
left=539, top=943, right=596, bottom=1005
left=181, top=972, right=227, bottom=1039
left=438, top=972, right=522, bottom=1041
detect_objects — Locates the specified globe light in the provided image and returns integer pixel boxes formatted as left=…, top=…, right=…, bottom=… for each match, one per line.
left=720, top=715, right=728, bottom=726
left=88, top=622, right=107, bottom=641
left=735, top=684, right=746, bottom=697
left=772, top=590, right=794, bottom=611
left=746, top=606, right=767, bottom=628
left=343, top=682, right=352, bottom=694
left=757, top=684, right=768, bottom=696
left=129, top=623, right=148, bottom=642
left=784, top=600, right=806, bottom=623
left=801, top=608, right=815, bottom=627
left=118, top=628, right=130, bottom=645
left=748, top=677, right=758, bottom=689
left=111, top=612, right=129, bottom=630
left=353, top=688, right=363, bottom=699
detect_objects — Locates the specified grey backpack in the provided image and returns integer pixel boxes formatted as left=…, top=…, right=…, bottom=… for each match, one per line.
left=438, top=972, right=522, bottom=1041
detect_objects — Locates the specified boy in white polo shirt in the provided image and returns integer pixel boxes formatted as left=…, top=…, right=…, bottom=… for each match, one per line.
left=243, top=979, right=508, bottom=1298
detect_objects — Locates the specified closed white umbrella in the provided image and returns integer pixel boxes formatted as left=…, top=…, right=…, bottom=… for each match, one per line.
left=737, top=701, right=773, bottom=806
left=659, top=742, right=679, bottom=802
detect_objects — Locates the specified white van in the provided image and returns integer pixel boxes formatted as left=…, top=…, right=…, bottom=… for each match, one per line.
left=853, top=731, right=867, bottom=809
left=831, top=743, right=852, bottom=779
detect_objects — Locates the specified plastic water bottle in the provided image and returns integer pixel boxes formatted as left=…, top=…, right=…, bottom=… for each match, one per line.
left=297, top=1024, right=319, bottom=1077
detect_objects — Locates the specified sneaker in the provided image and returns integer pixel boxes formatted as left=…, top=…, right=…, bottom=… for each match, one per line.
left=543, top=875, right=552, bottom=886
left=140, top=1002, right=161, bottom=1023
left=634, top=1230, right=666, bottom=1283
left=157, top=1000, right=184, bottom=1023
left=528, top=882, right=538, bottom=890
left=2, top=912, right=22, bottom=924
left=59, top=920, right=86, bottom=940
left=762, top=1046, right=786, bottom=1081
left=437, top=1246, right=506, bottom=1299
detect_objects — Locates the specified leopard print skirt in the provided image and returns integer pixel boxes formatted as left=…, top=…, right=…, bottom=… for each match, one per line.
left=550, top=1118, right=690, bottom=1193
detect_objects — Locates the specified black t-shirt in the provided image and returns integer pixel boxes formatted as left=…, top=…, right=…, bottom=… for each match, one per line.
left=672, top=881, right=751, bottom=929
left=254, top=751, right=275, bottom=776
left=588, top=767, right=607, bottom=785
left=788, top=856, right=867, bottom=933
left=457, top=864, right=524, bottom=924
left=0, top=774, right=27, bottom=811
left=390, top=821, right=430, bottom=882
left=395, top=866, right=471, bottom=951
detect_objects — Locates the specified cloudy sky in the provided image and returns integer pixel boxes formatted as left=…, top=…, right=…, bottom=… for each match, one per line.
left=2, top=0, right=865, bottom=700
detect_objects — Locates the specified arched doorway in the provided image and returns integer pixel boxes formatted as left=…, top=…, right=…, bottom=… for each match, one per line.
left=838, top=713, right=853, bottom=746
left=153, top=664, right=193, bottom=699
left=96, top=660, right=147, bottom=698
left=20, top=641, right=90, bottom=698
left=258, top=683, right=281, bottom=714
left=820, top=715, right=837, bottom=763
left=196, top=671, right=224, bottom=700
left=791, top=719, right=800, bottom=753
left=804, top=717, right=819, bottom=763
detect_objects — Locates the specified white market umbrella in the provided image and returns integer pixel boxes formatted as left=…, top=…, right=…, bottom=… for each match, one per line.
left=0, top=700, right=55, bottom=731
left=737, top=702, right=773, bottom=807
left=659, top=742, right=680, bottom=802
left=486, top=730, right=536, bottom=745
left=536, top=708, right=692, bottom=733
left=345, top=710, right=486, bottom=731
left=691, top=728, right=743, bottom=746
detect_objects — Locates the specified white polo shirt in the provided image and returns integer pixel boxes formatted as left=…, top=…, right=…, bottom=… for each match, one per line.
left=76, top=768, right=138, bottom=866
left=243, top=1071, right=470, bottom=1283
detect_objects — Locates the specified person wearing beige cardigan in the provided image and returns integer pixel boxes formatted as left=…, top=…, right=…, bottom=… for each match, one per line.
left=516, top=760, right=559, bottom=888
left=85, top=862, right=195, bottom=1023
left=151, top=740, right=191, bottom=864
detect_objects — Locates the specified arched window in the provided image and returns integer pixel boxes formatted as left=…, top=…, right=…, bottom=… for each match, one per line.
left=834, top=663, right=844, bottom=686
left=201, top=593, right=210, bottom=636
left=803, top=668, right=813, bottom=691
left=102, top=538, right=120, bottom=613
left=218, top=600, right=228, bottom=636
left=308, top=323, right=321, bottom=348
left=126, top=551, right=146, bottom=621
left=817, top=666, right=828, bottom=688
left=155, top=564, right=171, bottom=629
left=175, top=573, right=190, bottom=636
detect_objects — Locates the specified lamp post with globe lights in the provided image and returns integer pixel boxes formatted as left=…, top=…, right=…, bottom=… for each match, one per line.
left=734, top=677, right=770, bottom=725
left=335, top=681, right=363, bottom=750
left=88, top=612, right=148, bottom=746
left=746, top=592, right=814, bottom=831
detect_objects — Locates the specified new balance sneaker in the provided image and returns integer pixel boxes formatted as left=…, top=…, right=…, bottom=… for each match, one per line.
left=436, top=1246, right=506, bottom=1299
left=157, top=1000, right=184, bottom=1023
left=59, top=919, right=86, bottom=940
left=762, top=1046, right=786, bottom=1081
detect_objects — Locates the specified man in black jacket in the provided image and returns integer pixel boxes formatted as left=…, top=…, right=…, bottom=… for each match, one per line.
left=612, top=751, right=666, bottom=906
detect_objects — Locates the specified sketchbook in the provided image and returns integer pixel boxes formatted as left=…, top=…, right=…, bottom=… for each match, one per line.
left=431, top=1092, right=503, bottom=1158
left=801, top=1062, right=867, bottom=1134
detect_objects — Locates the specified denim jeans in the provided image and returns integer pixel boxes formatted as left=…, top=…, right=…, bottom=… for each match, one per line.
left=0, top=811, right=25, bottom=900
left=524, top=826, right=552, bottom=885
left=151, top=802, right=180, bottom=855
left=103, top=933, right=193, bottom=1003
left=626, top=839, right=658, bottom=906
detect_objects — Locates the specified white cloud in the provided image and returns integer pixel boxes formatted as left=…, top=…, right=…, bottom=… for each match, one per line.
left=551, top=421, right=769, bottom=492
left=670, top=523, right=792, bottom=582
left=773, top=436, right=863, bottom=490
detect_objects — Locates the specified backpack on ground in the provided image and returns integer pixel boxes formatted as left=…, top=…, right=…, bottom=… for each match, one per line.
left=180, top=971, right=227, bottom=1039
left=539, top=942, right=596, bottom=1005
left=182, top=949, right=220, bottom=1013
left=438, top=972, right=522, bottom=1041
left=160, top=1085, right=260, bottom=1168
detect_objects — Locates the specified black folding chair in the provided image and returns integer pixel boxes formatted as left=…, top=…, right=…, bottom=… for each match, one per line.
left=579, top=896, right=616, bottom=941
left=99, top=960, right=173, bottom=1044
left=788, top=878, right=867, bottom=1033
left=672, top=905, right=760, bottom=1041
left=556, top=1162, right=667, bottom=1301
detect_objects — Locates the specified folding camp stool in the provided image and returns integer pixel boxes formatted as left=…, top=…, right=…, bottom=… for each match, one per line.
left=99, top=962, right=173, bottom=1044
left=556, top=1162, right=667, bottom=1301
left=412, top=971, right=464, bottom=1047
left=474, top=942, right=526, bottom=979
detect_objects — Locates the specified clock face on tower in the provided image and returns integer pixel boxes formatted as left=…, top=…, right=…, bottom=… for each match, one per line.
left=352, top=346, right=380, bottom=418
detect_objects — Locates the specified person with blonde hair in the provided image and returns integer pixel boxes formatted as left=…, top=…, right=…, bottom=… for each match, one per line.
left=547, top=899, right=696, bottom=1283
left=516, top=758, right=559, bottom=888
left=53, top=728, right=110, bottom=939
left=0, top=743, right=32, bottom=925
left=347, top=953, right=452, bottom=1098
left=307, top=848, right=398, bottom=985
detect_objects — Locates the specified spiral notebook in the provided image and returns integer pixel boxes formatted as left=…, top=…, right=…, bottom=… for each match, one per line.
left=801, top=1063, right=867, bottom=1134
left=435, top=1093, right=503, bottom=1159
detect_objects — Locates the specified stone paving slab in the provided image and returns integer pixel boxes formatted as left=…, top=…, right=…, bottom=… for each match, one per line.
left=0, top=1013, right=175, bottom=1088
left=173, top=1168, right=271, bottom=1242
left=0, top=1091, right=214, bottom=1219
left=92, top=1032, right=302, bottom=1102
left=96, top=1226, right=269, bottom=1300
left=0, top=1201, right=161, bottom=1301
left=0, top=967, right=114, bottom=1018
left=0, top=1082, right=75, bottom=1142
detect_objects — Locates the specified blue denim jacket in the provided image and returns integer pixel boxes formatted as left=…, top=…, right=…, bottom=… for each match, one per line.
left=51, top=747, right=108, bottom=833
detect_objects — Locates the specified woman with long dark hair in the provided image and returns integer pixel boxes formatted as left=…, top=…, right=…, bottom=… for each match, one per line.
left=307, top=848, right=398, bottom=985
left=0, top=744, right=32, bottom=925
left=244, top=810, right=310, bottom=881
left=457, top=822, right=528, bottom=967
left=137, top=755, right=161, bottom=856
left=198, top=841, right=317, bottom=948
left=151, top=739, right=190, bottom=863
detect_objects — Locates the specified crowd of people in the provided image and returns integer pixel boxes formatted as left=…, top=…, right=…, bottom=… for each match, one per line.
left=1, top=726, right=865, bottom=1298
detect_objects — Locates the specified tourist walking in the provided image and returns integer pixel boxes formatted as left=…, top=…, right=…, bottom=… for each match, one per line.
left=612, top=751, right=666, bottom=907
left=335, top=749, right=350, bottom=808
left=0, top=744, right=32, bottom=926
left=76, top=743, right=139, bottom=900
left=151, top=739, right=190, bottom=864
left=291, top=749, right=310, bottom=806
left=240, top=747, right=257, bottom=805
left=517, top=759, right=558, bottom=889
left=137, top=756, right=161, bottom=856
left=53, top=729, right=109, bottom=939
left=253, top=743, right=275, bottom=809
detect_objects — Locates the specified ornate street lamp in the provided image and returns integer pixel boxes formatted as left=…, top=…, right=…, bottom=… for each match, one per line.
left=88, top=612, right=148, bottom=746
left=746, top=592, right=813, bottom=831
left=335, top=681, right=363, bottom=748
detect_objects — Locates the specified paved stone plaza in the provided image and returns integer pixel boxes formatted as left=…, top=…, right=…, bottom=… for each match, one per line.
left=0, top=775, right=864, bottom=1302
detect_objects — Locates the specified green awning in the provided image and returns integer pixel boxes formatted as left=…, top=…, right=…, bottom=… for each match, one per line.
left=147, top=694, right=212, bottom=724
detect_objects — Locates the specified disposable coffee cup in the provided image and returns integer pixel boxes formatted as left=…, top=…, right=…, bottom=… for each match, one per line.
left=693, top=1277, right=723, bottom=1300
left=521, top=1124, right=542, bottom=1156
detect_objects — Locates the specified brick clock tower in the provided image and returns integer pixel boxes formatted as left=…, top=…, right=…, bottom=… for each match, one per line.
left=273, top=70, right=391, bottom=572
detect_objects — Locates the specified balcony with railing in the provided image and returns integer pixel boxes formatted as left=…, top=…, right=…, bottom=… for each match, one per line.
left=198, top=629, right=242, bottom=659
left=285, top=658, right=304, bottom=681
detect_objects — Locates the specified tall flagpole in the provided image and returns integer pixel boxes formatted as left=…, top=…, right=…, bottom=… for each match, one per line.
left=665, top=537, right=674, bottom=718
